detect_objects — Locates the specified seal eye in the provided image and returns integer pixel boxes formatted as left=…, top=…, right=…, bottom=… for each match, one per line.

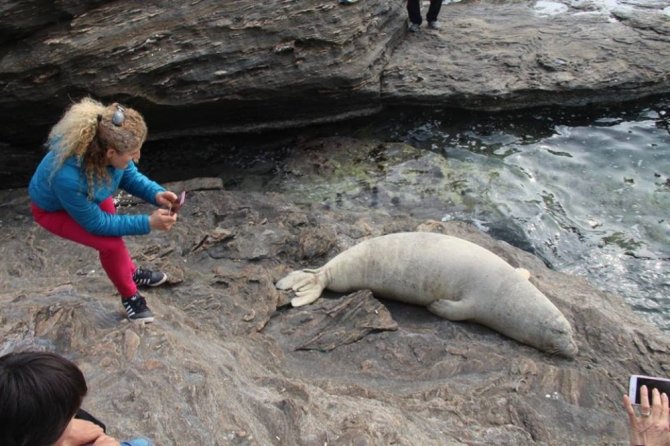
left=112, top=105, right=125, bottom=127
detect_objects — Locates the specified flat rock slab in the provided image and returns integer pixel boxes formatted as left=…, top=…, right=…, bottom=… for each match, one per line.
left=274, top=289, right=398, bottom=352
left=384, top=0, right=670, bottom=110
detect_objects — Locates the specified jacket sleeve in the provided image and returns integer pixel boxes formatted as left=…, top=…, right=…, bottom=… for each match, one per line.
left=53, top=172, right=151, bottom=236
left=119, top=162, right=165, bottom=205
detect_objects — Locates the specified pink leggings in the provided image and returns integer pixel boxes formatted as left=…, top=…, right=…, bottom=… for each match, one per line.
left=31, top=197, right=137, bottom=298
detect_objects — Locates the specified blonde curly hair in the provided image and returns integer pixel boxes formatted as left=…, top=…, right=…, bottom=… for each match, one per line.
left=47, top=97, right=148, bottom=197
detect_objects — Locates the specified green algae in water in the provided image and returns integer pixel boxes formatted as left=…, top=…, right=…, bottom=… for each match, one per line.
left=600, top=232, right=644, bottom=251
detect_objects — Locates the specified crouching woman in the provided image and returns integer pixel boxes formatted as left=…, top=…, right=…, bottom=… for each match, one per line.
left=29, top=98, right=178, bottom=322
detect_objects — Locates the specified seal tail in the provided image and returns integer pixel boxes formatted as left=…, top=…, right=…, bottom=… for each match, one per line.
left=275, top=268, right=326, bottom=307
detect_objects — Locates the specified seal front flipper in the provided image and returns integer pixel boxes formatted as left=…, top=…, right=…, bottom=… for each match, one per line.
left=275, top=268, right=327, bottom=307
left=516, top=268, right=531, bottom=280
left=426, top=299, right=474, bottom=321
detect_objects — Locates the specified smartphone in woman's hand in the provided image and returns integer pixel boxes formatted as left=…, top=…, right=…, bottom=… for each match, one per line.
left=170, top=191, right=186, bottom=215
left=629, top=375, right=670, bottom=404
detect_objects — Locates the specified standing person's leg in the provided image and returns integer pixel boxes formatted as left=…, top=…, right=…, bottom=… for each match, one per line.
left=97, top=197, right=139, bottom=294
left=31, top=199, right=137, bottom=298
left=427, top=0, right=442, bottom=23
left=407, top=0, right=423, bottom=25
left=98, top=198, right=167, bottom=289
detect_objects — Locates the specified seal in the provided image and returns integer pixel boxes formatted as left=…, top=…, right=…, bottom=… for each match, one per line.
left=276, top=232, right=578, bottom=358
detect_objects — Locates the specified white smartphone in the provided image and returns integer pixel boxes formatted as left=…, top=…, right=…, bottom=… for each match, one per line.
left=629, top=375, right=670, bottom=404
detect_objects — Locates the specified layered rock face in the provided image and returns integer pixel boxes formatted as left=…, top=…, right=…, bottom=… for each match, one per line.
left=0, top=0, right=402, bottom=147
left=1, top=0, right=669, bottom=151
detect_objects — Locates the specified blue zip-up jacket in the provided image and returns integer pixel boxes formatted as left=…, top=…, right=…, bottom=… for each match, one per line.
left=29, top=150, right=165, bottom=237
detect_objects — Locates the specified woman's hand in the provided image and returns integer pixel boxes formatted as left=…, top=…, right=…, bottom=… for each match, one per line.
left=623, top=385, right=670, bottom=446
left=149, top=208, right=177, bottom=231
left=155, top=191, right=178, bottom=209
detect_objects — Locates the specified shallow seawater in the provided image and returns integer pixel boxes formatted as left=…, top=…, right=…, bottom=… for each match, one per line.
left=358, top=97, right=670, bottom=330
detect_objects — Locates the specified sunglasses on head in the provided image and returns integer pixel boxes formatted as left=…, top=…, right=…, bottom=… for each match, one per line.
left=112, top=105, right=125, bottom=127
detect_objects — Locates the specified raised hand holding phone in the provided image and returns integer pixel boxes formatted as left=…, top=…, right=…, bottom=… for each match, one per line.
left=624, top=378, right=670, bottom=446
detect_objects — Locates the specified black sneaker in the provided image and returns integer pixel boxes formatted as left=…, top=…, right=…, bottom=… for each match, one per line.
left=133, top=267, right=167, bottom=287
left=122, top=293, right=154, bottom=322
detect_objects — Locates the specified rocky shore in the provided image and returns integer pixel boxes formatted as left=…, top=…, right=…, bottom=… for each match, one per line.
left=2, top=1, right=670, bottom=444
left=1, top=162, right=669, bottom=445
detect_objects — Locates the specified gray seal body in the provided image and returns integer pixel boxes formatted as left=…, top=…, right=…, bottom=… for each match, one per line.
left=276, top=232, right=578, bottom=358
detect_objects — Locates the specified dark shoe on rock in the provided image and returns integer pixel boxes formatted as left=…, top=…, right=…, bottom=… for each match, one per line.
left=122, top=293, right=154, bottom=323
left=133, top=267, right=167, bottom=287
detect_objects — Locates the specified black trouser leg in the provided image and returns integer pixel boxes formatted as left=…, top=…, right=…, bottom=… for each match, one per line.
left=426, top=0, right=442, bottom=22
left=407, top=0, right=422, bottom=25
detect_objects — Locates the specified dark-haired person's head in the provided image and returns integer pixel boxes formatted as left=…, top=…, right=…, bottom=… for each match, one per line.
left=0, top=351, right=87, bottom=446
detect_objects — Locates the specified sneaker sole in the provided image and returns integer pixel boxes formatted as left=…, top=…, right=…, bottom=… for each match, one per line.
left=129, top=316, right=155, bottom=323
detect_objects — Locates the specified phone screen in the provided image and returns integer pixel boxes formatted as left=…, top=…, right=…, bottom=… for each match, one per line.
left=630, top=375, right=670, bottom=404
